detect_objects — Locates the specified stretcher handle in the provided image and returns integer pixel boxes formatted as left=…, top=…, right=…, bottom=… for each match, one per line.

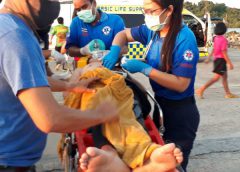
left=146, top=90, right=165, bottom=135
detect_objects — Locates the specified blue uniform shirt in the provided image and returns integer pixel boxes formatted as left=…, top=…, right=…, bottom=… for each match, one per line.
left=131, top=24, right=199, bottom=100
left=0, top=14, right=48, bottom=166
left=66, top=9, right=125, bottom=50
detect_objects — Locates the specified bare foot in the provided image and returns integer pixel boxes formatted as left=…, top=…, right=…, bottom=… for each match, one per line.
left=195, top=88, right=204, bottom=99
left=145, top=143, right=183, bottom=172
left=79, top=146, right=130, bottom=172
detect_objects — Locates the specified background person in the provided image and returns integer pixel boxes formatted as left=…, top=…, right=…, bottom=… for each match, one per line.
left=196, top=22, right=239, bottom=99
left=0, top=0, right=118, bottom=171
left=50, top=17, right=69, bottom=53
left=102, top=0, right=200, bottom=170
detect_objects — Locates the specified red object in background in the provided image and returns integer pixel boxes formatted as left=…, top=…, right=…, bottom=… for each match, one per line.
left=74, top=57, right=80, bottom=61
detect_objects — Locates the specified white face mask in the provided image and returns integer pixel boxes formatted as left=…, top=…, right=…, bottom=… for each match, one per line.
left=145, top=8, right=168, bottom=32
left=77, top=4, right=97, bottom=23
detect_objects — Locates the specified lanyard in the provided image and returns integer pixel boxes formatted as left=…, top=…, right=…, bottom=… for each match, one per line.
left=142, top=32, right=157, bottom=60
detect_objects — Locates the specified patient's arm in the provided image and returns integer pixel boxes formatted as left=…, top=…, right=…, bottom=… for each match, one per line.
left=81, top=62, right=103, bottom=75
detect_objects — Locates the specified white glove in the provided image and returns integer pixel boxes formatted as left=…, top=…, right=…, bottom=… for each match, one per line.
left=121, top=56, right=128, bottom=65
left=51, top=50, right=66, bottom=64
left=80, top=45, right=91, bottom=55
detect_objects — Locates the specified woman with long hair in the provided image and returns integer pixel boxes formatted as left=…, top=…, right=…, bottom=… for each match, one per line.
left=102, top=0, right=200, bottom=170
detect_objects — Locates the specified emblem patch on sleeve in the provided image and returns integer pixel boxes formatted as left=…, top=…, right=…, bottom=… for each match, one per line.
left=183, top=50, right=194, bottom=61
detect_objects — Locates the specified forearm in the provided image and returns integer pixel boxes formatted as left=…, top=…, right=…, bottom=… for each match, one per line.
left=208, top=50, right=213, bottom=59
left=149, top=69, right=191, bottom=92
left=49, top=35, right=54, bottom=43
left=48, top=77, right=69, bottom=92
left=18, top=87, right=104, bottom=133
left=112, top=31, right=129, bottom=48
left=50, top=106, right=102, bottom=133
left=222, top=51, right=232, bottom=64
left=120, top=45, right=129, bottom=55
left=68, top=46, right=82, bottom=57
left=42, top=50, right=51, bottom=59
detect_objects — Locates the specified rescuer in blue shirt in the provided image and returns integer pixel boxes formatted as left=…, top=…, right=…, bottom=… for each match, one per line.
left=66, top=0, right=126, bottom=58
left=102, top=0, right=200, bottom=171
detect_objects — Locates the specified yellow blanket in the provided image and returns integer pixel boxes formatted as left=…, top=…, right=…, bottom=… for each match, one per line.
left=64, top=68, right=159, bottom=168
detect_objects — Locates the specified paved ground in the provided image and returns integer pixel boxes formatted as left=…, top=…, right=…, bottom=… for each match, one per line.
left=37, top=49, right=240, bottom=172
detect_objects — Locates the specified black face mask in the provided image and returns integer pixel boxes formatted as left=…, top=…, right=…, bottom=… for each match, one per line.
left=36, top=26, right=51, bottom=50
left=31, top=0, right=60, bottom=30
left=4, top=0, right=60, bottom=30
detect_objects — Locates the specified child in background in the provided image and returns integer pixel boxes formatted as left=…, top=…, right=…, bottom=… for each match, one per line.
left=196, top=22, right=239, bottom=99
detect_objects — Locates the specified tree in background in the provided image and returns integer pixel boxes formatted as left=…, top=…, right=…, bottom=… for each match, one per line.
left=184, top=1, right=240, bottom=28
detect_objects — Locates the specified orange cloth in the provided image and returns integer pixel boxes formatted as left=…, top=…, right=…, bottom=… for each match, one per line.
left=64, top=68, right=160, bottom=168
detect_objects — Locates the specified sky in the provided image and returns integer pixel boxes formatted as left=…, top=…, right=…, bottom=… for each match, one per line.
left=186, top=0, right=240, bottom=9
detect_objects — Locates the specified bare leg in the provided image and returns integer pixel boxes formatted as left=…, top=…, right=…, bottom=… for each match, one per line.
left=222, top=73, right=231, bottom=95
left=196, top=74, right=221, bottom=98
left=222, top=73, right=239, bottom=98
left=133, top=143, right=182, bottom=172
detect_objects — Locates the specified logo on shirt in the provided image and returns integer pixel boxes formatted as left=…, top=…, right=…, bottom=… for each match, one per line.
left=102, top=26, right=111, bottom=35
left=82, top=28, right=88, bottom=37
left=183, top=50, right=194, bottom=61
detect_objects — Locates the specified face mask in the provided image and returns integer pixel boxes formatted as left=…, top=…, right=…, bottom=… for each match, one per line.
left=77, top=5, right=97, bottom=23
left=34, top=0, right=60, bottom=29
left=4, top=0, right=60, bottom=30
left=145, top=8, right=168, bottom=31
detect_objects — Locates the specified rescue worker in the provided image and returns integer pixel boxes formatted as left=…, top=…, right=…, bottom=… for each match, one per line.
left=102, top=0, right=200, bottom=171
left=66, top=0, right=127, bottom=61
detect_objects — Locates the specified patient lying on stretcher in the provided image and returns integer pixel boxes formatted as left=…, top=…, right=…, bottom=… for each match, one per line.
left=64, top=61, right=183, bottom=172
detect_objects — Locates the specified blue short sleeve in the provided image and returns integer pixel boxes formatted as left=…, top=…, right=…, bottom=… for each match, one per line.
left=172, top=30, right=199, bottom=78
left=0, top=29, right=49, bottom=95
left=65, top=18, right=79, bottom=49
left=130, top=25, right=151, bottom=45
left=113, top=15, right=125, bottom=36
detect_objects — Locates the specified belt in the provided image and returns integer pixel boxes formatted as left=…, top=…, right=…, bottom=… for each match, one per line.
left=0, top=166, right=34, bottom=172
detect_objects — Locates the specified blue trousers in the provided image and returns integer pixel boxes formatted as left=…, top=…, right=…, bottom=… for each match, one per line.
left=153, top=96, right=200, bottom=172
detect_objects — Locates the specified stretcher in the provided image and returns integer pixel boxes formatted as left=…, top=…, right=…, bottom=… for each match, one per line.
left=61, top=70, right=183, bottom=172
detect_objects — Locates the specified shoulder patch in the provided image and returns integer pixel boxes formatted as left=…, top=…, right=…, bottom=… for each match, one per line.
left=183, top=50, right=194, bottom=61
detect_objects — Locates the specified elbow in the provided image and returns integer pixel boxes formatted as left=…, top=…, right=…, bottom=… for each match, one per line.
left=175, top=78, right=191, bottom=93
left=177, top=86, right=188, bottom=93
left=176, top=83, right=189, bottom=93
left=36, top=120, right=54, bottom=134
left=34, top=110, right=61, bottom=133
